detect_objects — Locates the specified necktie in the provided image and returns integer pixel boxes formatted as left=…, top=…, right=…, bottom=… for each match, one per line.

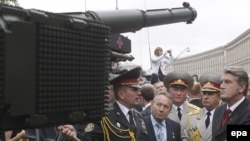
left=156, top=123, right=164, bottom=141
left=177, top=107, right=182, bottom=120
left=128, top=110, right=136, bottom=133
left=221, top=109, right=232, bottom=127
left=205, top=111, right=211, bottom=128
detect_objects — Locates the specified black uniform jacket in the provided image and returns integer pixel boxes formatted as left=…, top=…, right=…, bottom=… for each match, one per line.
left=56, top=102, right=148, bottom=141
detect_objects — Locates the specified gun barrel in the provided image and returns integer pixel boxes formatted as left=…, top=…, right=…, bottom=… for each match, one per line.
left=86, top=5, right=197, bottom=34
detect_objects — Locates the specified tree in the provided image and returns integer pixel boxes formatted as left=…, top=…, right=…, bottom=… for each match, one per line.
left=0, top=0, right=19, bottom=6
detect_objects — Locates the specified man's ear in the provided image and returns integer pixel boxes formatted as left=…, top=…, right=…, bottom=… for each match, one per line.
left=238, top=83, right=246, bottom=93
left=117, top=87, right=127, bottom=99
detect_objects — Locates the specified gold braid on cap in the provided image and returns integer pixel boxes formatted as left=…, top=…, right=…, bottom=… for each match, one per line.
left=202, top=82, right=220, bottom=91
left=101, top=116, right=136, bottom=141
left=114, top=78, right=139, bottom=87
left=169, top=79, right=188, bottom=87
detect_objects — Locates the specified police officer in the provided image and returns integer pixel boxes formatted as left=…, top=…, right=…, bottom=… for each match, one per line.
left=185, top=72, right=221, bottom=141
left=163, top=70, right=200, bottom=140
left=57, top=66, right=147, bottom=141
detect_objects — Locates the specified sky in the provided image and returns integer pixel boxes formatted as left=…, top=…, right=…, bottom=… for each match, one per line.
left=18, top=0, right=250, bottom=70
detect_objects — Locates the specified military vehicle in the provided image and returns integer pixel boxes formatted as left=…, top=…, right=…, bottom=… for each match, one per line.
left=0, top=2, right=196, bottom=130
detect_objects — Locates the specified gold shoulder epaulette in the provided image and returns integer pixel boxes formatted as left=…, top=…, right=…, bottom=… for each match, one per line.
left=187, top=103, right=200, bottom=110
left=188, top=109, right=200, bottom=116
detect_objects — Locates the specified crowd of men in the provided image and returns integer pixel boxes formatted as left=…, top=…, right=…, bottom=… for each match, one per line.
left=56, top=65, right=250, bottom=141
left=2, top=65, right=250, bottom=141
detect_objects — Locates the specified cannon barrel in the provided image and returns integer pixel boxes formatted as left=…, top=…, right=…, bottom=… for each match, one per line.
left=67, top=2, right=197, bottom=34
left=0, top=3, right=196, bottom=130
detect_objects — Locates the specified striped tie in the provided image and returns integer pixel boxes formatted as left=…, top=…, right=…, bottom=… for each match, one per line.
left=156, top=123, right=164, bottom=141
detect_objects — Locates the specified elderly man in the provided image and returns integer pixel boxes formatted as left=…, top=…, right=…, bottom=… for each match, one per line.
left=57, top=67, right=147, bottom=141
left=212, top=66, right=250, bottom=141
left=185, top=72, right=221, bottom=141
left=163, top=70, right=200, bottom=140
left=144, top=93, right=181, bottom=141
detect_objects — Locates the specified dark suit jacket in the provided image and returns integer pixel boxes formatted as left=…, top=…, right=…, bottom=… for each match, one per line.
left=212, top=98, right=250, bottom=141
left=141, top=106, right=151, bottom=117
left=0, top=131, right=5, bottom=141
left=133, top=104, right=143, bottom=112
left=144, top=115, right=181, bottom=141
left=189, top=99, right=204, bottom=108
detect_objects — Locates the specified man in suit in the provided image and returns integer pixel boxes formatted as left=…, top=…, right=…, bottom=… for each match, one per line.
left=144, top=93, right=181, bottom=141
left=57, top=66, right=147, bottom=141
left=163, top=70, right=200, bottom=140
left=212, top=66, right=250, bottom=141
left=140, top=83, right=156, bottom=117
left=185, top=72, right=221, bottom=141
left=152, top=81, right=166, bottom=94
left=246, top=81, right=250, bottom=101
left=188, top=82, right=204, bottom=108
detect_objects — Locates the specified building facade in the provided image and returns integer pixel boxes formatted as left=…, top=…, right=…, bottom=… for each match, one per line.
left=165, top=28, right=250, bottom=78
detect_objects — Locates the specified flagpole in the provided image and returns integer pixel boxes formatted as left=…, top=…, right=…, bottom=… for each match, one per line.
left=85, top=0, right=87, bottom=11
left=116, top=0, right=118, bottom=9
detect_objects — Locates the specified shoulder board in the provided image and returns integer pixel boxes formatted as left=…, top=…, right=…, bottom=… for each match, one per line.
left=187, top=103, right=200, bottom=110
left=132, top=108, right=143, bottom=117
left=188, top=109, right=200, bottom=116
left=132, top=108, right=140, bottom=113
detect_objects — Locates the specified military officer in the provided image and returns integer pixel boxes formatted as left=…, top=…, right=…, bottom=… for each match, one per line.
left=163, top=70, right=200, bottom=140
left=185, top=72, right=221, bottom=141
left=57, top=66, right=147, bottom=141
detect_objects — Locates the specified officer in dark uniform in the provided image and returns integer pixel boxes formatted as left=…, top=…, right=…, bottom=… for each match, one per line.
left=56, top=66, right=147, bottom=141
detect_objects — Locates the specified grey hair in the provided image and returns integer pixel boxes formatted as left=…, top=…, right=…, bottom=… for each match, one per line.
left=223, top=65, right=249, bottom=96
